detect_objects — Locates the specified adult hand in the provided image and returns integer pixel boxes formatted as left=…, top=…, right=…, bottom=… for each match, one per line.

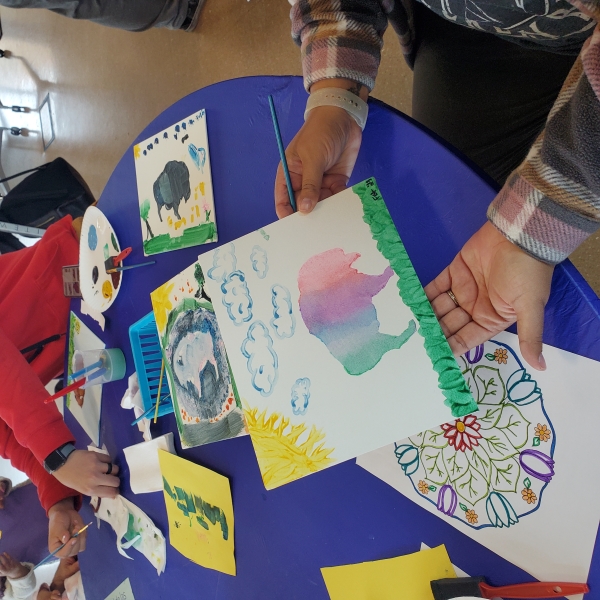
left=275, top=102, right=362, bottom=218
left=53, top=449, right=119, bottom=498
left=0, top=552, right=29, bottom=579
left=425, top=221, right=554, bottom=370
left=48, top=498, right=86, bottom=558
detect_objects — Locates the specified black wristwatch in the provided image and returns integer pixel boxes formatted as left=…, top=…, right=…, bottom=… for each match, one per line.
left=43, top=442, right=76, bottom=474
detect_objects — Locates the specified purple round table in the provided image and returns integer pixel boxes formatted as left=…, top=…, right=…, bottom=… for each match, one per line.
left=70, top=76, right=600, bottom=599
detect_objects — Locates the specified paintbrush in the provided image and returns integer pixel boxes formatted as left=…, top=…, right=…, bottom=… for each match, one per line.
left=104, top=246, right=132, bottom=272
left=268, top=94, right=297, bottom=212
left=153, top=361, right=165, bottom=424
left=69, top=359, right=103, bottom=382
left=430, top=577, right=589, bottom=599
left=34, top=522, right=92, bottom=569
left=106, top=260, right=155, bottom=273
left=131, top=396, right=171, bottom=425
left=45, top=367, right=107, bottom=403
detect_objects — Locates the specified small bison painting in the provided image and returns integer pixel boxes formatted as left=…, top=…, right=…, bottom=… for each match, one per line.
left=153, top=160, right=191, bottom=221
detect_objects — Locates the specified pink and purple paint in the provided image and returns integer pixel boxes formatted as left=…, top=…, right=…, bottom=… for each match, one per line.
left=298, top=248, right=416, bottom=376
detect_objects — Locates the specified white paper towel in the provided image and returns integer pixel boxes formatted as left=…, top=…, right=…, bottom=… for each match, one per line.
left=123, top=433, right=175, bottom=494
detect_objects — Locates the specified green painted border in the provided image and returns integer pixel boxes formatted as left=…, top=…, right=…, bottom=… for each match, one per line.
left=143, top=221, right=217, bottom=256
left=353, top=178, right=477, bottom=417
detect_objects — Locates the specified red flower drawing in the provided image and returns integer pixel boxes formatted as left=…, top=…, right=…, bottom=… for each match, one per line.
left=441, top=415, right=482, bottom=452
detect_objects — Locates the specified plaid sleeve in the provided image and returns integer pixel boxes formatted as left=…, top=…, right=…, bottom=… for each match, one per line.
left=488, top=2, right=600, bottom=265
left=290, top=0, right=392, bottom=92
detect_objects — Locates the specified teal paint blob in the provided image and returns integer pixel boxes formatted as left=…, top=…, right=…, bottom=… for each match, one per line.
left=88, top=225, right=98, bottom=250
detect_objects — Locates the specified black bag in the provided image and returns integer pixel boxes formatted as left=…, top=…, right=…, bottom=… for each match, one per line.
left=0, top=158, right=95, bottom=252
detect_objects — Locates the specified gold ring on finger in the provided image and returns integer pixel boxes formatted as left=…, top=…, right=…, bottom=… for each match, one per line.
left=447, top=289, right=460, bottom=308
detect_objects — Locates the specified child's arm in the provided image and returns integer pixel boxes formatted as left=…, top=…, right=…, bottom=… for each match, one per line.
left=0, top=555, right=36, bottom=599
left=0, top=553, right=29, bottom=580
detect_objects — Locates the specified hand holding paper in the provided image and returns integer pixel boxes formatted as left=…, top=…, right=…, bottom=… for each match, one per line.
left=425, top=221, right=554, bottom=371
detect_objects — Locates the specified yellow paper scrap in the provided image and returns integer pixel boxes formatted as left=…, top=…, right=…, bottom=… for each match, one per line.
left=321, top=545, right=456, bottom=600
left=158, top=450, right=235, bottom=575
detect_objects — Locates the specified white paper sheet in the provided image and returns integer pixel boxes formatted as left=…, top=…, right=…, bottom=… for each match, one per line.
left=197, top=182, right=475, bottom=490
left=67, top=312, right=104, bottom=446
left=124, top=433, right=175, bottom=494
left=358, top=331, right=600, bottom=599
left=120, top=372, right=151, bottom=442
left=65, top=570, right=87, bottom=600
left=80, top=299, right=105, bottom=331
left=104, top=578, right=135, bottom=600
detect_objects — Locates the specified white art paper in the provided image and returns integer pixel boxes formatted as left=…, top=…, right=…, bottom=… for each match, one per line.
left=124, top=433, right=176, bottom=494
left=357, top=331, right=600, bottom=599
left=120, top=372, right=151, bottom=442
left=197, top=180, right=476, bottom=490
left=134, top=109, right=217, bottom=256
left=67, top=312, right=104, bottom=446
left=65, top=571, right=87, bottom=600
left=104, top=579, right=135, bottom=600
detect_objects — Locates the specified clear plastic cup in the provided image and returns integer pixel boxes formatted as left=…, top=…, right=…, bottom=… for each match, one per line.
left=72, top=348, right=126, bottom=387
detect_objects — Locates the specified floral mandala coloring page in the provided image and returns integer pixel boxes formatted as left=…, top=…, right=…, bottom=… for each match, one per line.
left=395, top=339, right=556, bottom=530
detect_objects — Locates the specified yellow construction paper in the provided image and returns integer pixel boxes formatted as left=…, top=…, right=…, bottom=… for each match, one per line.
left=321, top=545, right=456, bottom=600
left=158, top=450, right=235, bottom=575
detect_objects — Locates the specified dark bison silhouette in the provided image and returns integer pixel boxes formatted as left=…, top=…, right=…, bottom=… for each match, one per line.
left=153, top=160, right=191, bottom=221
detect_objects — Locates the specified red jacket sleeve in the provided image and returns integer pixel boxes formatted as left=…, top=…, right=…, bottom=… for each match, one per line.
left=0, top=325, right=75, bottom=464
left=0, top=418, right=81, bottom=514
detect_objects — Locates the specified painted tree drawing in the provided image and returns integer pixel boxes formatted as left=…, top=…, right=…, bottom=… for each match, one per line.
left=140, top=199, right=154, bottom=240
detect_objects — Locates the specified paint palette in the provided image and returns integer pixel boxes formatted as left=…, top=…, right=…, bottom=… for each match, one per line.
left=80, top=206, right=122, bottom=312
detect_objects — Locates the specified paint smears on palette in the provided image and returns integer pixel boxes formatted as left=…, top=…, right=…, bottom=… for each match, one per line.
left=79, top=206, right=122, bottom=312
left=134, top=109, right=217, bottom=256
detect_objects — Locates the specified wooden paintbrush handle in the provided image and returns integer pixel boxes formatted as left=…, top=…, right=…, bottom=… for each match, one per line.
left=480, top=581, right=589, bottom=598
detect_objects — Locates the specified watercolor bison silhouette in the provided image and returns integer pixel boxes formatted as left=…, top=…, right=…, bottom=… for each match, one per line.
left=298, top=248, right=416, bottom=375
left=153, top=160, right=191, bottom=221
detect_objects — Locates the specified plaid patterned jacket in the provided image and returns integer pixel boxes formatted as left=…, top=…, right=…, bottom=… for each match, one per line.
left=291, top=0, right=600, bottom=265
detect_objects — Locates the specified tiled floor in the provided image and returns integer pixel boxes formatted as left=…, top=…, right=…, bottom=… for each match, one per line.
left=0, top=1, right=597, bottom=294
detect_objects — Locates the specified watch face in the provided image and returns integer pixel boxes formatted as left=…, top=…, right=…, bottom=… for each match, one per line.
left=45, top=444, right=74, bottom=472
left=45, top=451, right=64, bottom=472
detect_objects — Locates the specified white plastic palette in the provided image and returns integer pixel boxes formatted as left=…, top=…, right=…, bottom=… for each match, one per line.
left=80, top=206, right=122, bottom=312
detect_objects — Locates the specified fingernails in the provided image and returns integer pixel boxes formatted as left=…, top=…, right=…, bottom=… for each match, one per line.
left=300, top=198, right=311, bottom=212
left=71, top=540, right=77, bottom=546
left=62, top=535, right=68, bottom=543
left=539, top=353, right=547, bottom=370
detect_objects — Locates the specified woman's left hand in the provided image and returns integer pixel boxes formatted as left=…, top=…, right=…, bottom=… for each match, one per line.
left=425, top=221, right=554, bottom=370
